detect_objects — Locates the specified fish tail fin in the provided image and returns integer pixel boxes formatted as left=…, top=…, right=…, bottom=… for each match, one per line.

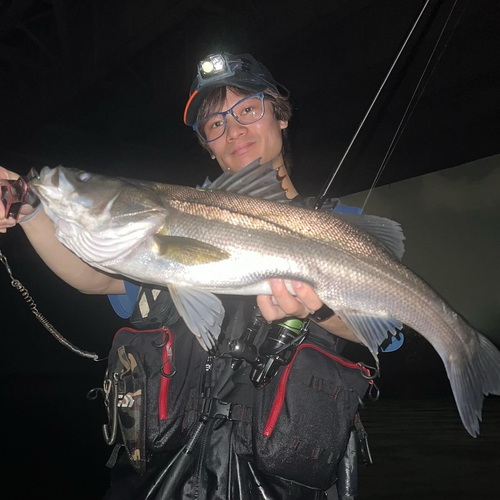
left=447, top=328, right=500, bottom=437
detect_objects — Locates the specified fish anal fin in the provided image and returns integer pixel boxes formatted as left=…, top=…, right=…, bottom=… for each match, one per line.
left=335, top=310, right=403, bottom=361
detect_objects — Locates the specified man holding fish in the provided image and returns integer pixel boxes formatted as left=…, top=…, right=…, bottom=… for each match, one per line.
left=1, top=52, right=499, bottom=500
left=0, top=53, right=367, bottom=499
left=0, top=55, right=355, bottom=344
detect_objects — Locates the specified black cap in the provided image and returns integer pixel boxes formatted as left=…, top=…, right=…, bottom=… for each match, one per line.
left=183, top=52, right=285, bottom=126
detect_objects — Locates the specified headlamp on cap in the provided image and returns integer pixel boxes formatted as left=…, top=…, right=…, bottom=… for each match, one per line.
left=198, top=53, right=234, bottom=84
left=184, top=51, right=287, bottom=126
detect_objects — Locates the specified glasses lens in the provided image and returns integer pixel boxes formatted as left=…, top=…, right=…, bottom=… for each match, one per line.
left=197, top=113, right=226, bottom=142
left=233, top=96, right=265, bottom=125
left=196, top=95, right=265, bottom=143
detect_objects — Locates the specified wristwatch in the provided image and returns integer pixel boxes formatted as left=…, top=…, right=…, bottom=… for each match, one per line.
left=309, top=304, right=335, bottom=323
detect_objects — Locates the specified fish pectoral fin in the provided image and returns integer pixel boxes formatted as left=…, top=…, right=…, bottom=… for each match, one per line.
left=199, top=158, right=291, bottom=203
left=152, top=235, right=230, bottom=265
left=335, top=310, right=403, bottom=361
left=167, top=285, right=224, bottom=352
left=334, top=214, right=405, bottom=261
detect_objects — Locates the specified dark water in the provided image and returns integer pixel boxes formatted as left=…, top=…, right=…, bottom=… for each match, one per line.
left=3, top=375, right=499, bottom=499
left=358, top=398, right=500, bottom=499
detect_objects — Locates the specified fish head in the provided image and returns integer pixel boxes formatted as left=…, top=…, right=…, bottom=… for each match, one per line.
left=29, top=166, right=167, bottom=263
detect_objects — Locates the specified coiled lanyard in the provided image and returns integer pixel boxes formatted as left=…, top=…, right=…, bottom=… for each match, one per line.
left=0, top=248, right=103, bottom=361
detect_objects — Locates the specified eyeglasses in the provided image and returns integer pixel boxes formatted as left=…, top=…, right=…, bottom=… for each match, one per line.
left=193, top=92, right=269, bottom=143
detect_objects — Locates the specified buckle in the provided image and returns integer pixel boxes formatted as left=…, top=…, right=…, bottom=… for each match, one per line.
left=202, top=398, right=233, bottom=420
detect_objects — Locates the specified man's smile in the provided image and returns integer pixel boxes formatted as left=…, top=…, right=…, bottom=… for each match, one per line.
left=231, top=142, right=255, bottom=156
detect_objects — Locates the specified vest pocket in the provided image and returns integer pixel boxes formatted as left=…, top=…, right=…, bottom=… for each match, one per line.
left=252, top=343, right=369, bottom=490
left=106, top=325, right=206, bottom=470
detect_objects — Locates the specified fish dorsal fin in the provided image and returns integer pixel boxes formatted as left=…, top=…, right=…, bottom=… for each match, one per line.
left=167, top=284, right=224, bottom=351
left=198, top=158, right=290, bottom=202
left=152, top=235, right=230, bottom=265
left=335, top=310, right=403, bottom=363
left=334, top=214, right=406, bottom=261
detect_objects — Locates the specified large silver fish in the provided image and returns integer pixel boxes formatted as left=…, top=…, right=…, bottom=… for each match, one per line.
left=29, top=160, right=500, bottom=437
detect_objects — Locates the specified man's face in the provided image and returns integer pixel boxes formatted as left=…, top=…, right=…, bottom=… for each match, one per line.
left=208, top=89, right=288, bottom=174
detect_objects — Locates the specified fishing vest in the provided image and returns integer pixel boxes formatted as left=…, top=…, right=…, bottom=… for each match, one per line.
left=101, top=286, right=372, bottom=500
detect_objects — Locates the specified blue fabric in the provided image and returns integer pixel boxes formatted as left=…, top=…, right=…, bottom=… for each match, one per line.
left=380, top=333, right=405, bottom=352
left=108, top=281, right=141, bottom=319
left=333, top=203, right=364, bottom=215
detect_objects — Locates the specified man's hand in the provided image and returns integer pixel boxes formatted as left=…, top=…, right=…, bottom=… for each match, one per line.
left=0, top=167, right=20, bottom=233
left=257, top=279, right=322, bottom=322
left=257, top=279, right=361, bottom=343
left=0, top=166, right=37, bottom=231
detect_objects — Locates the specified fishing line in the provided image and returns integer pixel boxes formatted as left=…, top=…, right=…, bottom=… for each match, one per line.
left=362, top=0, right=469, bottom=211
left=314, top=0, right=433, bottom=210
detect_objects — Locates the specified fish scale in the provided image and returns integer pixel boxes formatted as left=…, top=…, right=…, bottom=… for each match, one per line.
left=29, top=160, right=500, bottom=437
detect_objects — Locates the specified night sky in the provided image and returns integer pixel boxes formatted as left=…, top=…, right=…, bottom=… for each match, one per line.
left=1, top=1, right=499, bottom=499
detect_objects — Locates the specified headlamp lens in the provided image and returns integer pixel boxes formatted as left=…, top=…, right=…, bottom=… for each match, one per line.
left=199, top=54, right=228, bottom=78
left=201, top=60, right=214, bottom=74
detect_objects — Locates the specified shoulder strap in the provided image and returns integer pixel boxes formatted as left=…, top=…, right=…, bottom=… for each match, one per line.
left=130, top=286, right=180, bottom=329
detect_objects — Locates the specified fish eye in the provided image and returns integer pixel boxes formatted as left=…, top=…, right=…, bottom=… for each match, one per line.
left=78, top=172, right=91, bottom=182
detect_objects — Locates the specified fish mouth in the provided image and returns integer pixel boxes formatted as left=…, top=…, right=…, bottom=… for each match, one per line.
left=29, top=166, right=166, bottom=264
left=29, top=166, right=74, bottom=203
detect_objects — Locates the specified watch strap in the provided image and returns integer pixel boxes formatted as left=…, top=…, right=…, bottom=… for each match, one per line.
left=309, top=304, right=335, bottom=323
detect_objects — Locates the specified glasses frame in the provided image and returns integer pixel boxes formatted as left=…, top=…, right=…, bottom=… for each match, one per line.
left=193, top=92, right=270, bottom=143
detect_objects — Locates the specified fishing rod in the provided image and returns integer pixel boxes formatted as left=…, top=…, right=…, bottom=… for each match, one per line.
left=314, top=0, right=467, bottom=210
left=361, top=0, right=469, bottom=210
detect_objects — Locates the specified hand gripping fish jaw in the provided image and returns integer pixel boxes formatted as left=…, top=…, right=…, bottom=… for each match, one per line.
left=0, top=169, right=40, bottom=220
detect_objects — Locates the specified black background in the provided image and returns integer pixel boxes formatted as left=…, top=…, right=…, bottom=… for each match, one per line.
left=1, top=1, right=499, bottom=498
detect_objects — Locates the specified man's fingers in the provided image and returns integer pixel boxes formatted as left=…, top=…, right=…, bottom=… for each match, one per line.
left=0, top=167, right=19, bottom=181
left=258, top=280, right=326, bottom=322
left=268, top=279, right=309, bottom=318
left=291, top=281, right=323, bottom=313
left=0, top=167, right=18, bottom=222
left=257, top=294, right=284, bottom=322
left=0, top=218, right=16, bottom=229
left=0, top=169, right=6, bottom=220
